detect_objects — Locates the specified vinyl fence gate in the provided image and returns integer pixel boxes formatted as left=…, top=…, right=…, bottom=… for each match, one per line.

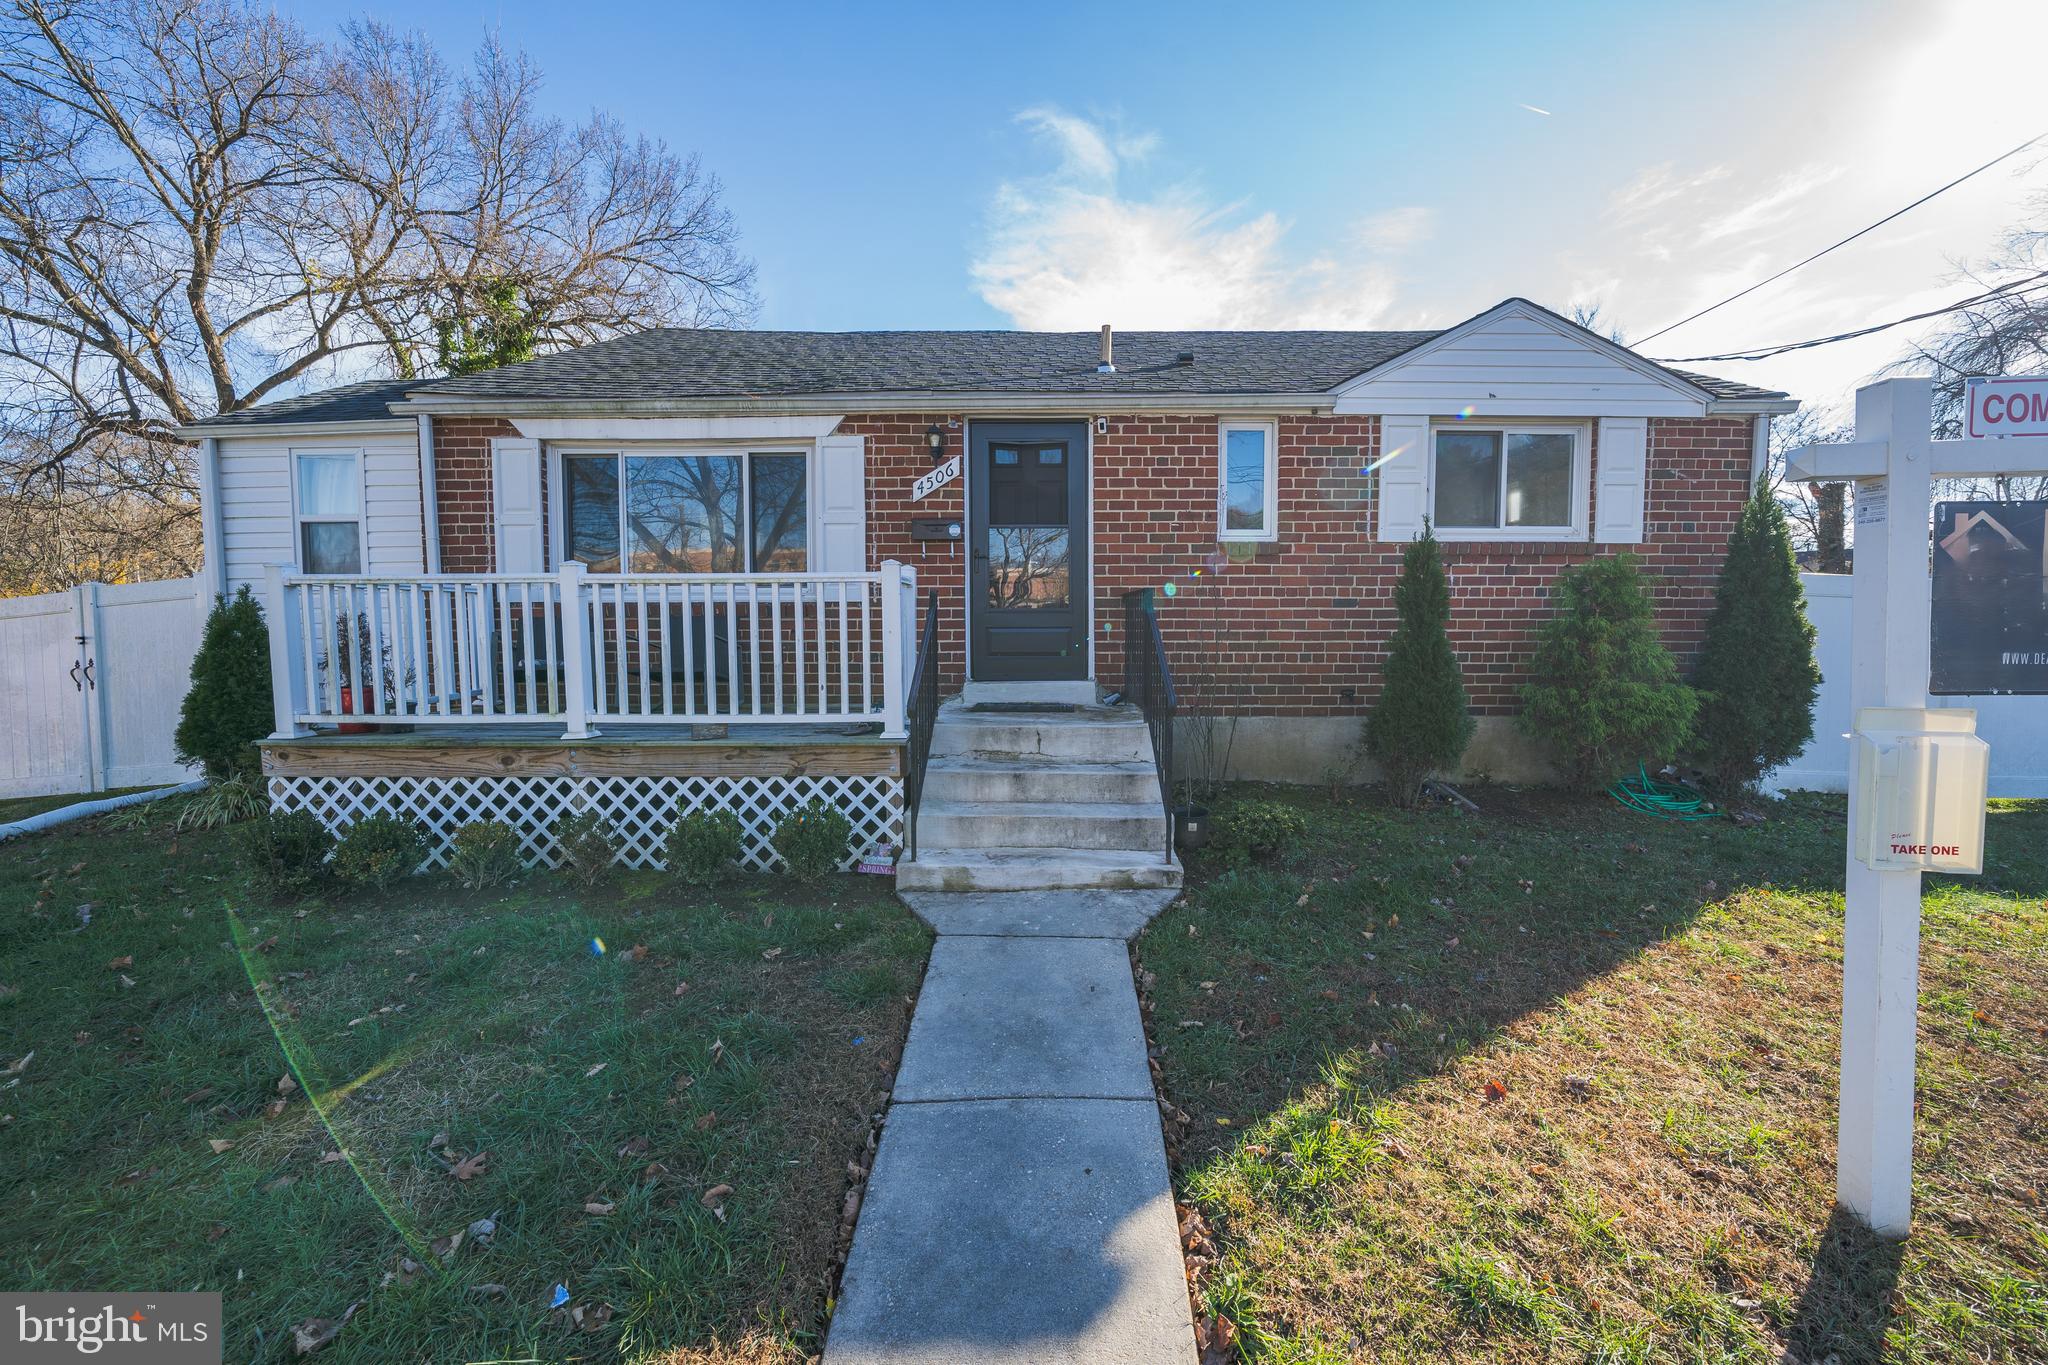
left=0, top=577, right=206, bottom=800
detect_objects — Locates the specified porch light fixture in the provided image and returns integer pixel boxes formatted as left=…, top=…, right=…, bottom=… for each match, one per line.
left=925, top=424, right=947, bottom=463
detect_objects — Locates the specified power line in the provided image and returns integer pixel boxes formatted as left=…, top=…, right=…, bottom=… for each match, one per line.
left=1651, top=269, right=2048, bottom=364
left=1633, top=131, right=2047, bottom=347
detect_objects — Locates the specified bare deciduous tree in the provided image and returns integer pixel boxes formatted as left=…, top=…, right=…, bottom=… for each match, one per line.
left=0, top=0, right=755, bottom=591
left=1763, top=407, right=1852, bottom=568
left=1890, top=181, right=2048, bottom=503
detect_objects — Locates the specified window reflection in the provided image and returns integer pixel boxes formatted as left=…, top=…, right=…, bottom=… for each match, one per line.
left=564, top=456, right=622, bottom=572
left=1224, top=428, right=1267, bottom=531
left=749, top=453, right=807, bottom=571
left=987, top=527, right=1070, bottom=609
left=1505, top=433, right=1572, bottom=527
left=625, top=454, right=742, bottom=572
left=1434, top=431, right=1502, bottom=528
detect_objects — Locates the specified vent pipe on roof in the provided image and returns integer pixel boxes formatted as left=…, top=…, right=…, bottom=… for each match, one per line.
left=1097, top=324, right=1115, bottom=374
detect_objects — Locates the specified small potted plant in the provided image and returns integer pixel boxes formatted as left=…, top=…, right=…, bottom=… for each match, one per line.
left=320, top=613, right=412, bottom=733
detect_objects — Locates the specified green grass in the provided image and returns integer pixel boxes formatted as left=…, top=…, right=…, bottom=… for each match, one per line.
left=1143, top=787, right=2048, bottom=1364
left=0, top=802, right=931, bottom=1363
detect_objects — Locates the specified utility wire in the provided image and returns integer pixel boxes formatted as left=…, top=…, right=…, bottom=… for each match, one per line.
left=1652, top=269, right=2048, bottom=364
left=1634, top=131, right=2047, bottom=347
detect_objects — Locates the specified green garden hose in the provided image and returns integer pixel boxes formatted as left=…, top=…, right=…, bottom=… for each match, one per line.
left=1607, top=763, right=1715, bottom=821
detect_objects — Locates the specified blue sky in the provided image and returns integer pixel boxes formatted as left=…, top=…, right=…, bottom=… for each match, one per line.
left=285, top=0, right=2048, bottom=415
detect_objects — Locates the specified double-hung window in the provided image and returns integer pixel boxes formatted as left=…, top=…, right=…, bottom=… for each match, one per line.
left=561, top=450, right=809, bottom=573
left=295, top=451, right=362, bottom=573
left=1218, top=420, right=1278, bottom=542
left=1431, top=424, right=1584, bottom=538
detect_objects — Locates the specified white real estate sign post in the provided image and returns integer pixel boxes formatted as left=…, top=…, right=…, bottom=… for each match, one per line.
left=1792, top=376, right=2048, bottom=1237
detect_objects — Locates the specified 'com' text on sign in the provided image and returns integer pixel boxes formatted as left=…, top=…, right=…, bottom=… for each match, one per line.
left=1966, top=375, right=2048, bottom=438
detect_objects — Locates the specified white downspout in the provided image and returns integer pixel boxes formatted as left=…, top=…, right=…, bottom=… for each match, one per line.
left=1751, top=414, right=1772, bottom=488
left=196, top=436, right=227, bottom=599
left=418, top=414, right=442, bottom=573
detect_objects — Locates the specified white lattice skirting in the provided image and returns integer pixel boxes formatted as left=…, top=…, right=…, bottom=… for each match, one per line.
left=268, top=774, right=902, bottom=873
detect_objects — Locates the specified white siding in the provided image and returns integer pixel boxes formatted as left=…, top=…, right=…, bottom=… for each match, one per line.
left=1334, top=307, right=1710, bottom=419
left=215, top=429, right=422, bottom=589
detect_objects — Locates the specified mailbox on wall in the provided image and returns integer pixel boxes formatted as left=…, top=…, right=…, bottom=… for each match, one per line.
left=1849, top=707, right=1990, bottom=874
left=909, top=518, right=963, bottom=542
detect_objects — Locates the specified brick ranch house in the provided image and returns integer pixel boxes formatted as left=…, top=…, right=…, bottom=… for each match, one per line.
left=178, top=298, right=1794, bottom=888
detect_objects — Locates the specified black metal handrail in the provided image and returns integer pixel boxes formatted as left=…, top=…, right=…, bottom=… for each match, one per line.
left=901, top=590, right=942, bottom=862
left=1121, top=587, right=1178, bottom=864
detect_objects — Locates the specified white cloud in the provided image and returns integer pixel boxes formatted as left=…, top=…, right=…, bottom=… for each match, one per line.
left=1695, top=165, right=1846, bottom=245
left=972, top=108, right=1404, bottom=330
left=1354, top=206, right=1435, bottom=253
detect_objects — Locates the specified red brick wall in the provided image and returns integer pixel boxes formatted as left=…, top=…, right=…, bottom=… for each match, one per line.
left=842, top=414, right=970, bottom=697
left=431, top=417, right=520, bottom=573
left=1090, top=413, right=1753, bottom=717
left=427, top=410, right=1756, bottom=717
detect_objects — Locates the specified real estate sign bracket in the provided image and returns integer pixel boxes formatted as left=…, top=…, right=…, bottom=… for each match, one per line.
left=1789, top=376, right=2048, bottom=1238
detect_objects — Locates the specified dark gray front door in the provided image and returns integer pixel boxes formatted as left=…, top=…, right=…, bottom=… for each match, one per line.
left=969, top=420, right=1088, bottom=682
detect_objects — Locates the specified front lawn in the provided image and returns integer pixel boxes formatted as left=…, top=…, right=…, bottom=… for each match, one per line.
left=1141, top=789, right=2048, bottom=1364
left=0, top=802, right=930, bottom=1362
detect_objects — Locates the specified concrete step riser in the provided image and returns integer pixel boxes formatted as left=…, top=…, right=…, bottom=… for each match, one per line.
left=922, top=767, right=1162, bottom=805
left=929, top=725, right=1153, bottom=764
left=896, top=858, right=1181, bottom=893
left=917, top=810, right=1168, bottom=851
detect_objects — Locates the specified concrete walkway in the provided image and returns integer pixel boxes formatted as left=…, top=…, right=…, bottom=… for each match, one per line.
left=825, top=889, right=1195, bottom=1365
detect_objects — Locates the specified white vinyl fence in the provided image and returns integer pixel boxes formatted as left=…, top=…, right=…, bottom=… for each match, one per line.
left=1767, top=573, right=2048, bottom=797
left=0, top=577, right=207, bottom=799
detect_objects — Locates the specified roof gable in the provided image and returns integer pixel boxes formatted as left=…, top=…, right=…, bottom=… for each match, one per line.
left=1331, top=299, right=1718, bottom=418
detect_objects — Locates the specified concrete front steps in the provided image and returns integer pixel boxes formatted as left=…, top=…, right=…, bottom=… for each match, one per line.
left=896, top=699, right=1183, bottom=893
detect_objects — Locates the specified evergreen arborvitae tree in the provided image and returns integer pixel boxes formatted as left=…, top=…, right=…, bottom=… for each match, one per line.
left=174, top=586, right=273, bottom=779
left=1519, top=553, right=1698, bottom=791
left=1690, top=477, right=1821, bottom=794
left=1365, top=524, right=1474, bottom=807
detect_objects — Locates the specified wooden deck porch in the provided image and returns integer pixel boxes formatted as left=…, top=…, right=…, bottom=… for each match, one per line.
left=260, top=722, right=901, bottom=781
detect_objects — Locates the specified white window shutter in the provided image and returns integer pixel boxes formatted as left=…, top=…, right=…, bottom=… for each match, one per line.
left=1594, top=417, right=1648, bottom=544
left=491, top=437, right=544, bottom=572
left=1377, top=414, right=1431, bottom=542
left=816, top=433, right=868, bottom=572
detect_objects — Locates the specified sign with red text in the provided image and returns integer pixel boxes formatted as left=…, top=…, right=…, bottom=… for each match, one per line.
left=1965, top=375, right=2048, bottom=437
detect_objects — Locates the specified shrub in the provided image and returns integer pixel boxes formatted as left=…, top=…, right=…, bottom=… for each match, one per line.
left=1519, top=554, right=1698, bottom=791
left=175, top=773, right=267, bottom=830
left=665, top=808, right=744, bottom=886
left=1216, top=798, right=1308, bottom=867
left=446, top=819, right=524, bottom=890
left=772, top=799, right=852, bottom=881
left=1364, top=523, right=1475, bottom=807
left=240, top=809, right=333, bottom=893
left=331, top=816, right=427, bottom=891
left=551, top=810, right=620, bottom=888
left=175, top=587, right=273, bottom=780
left=1689, top=478, right=1822, bottom=794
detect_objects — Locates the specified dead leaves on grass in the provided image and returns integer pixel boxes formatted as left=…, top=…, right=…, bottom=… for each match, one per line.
left=447, top=1150, right=489, bottom=1182
left=291, top=1302, right=358, bottom=1356
left=569, top=1302, right=613, bottom=1333
left=700, top=1183, right=734, bottom=1221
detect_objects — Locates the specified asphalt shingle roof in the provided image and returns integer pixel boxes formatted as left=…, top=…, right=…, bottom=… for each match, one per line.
left=413, top=328, right=1447, bottom=399
left=197, top=377, right=422, bottom=429
left=194, top=316, right=1790, bottom=430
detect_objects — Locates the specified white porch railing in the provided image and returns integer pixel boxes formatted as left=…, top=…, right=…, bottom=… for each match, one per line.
left=264, top=561, right=918, bottom=740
